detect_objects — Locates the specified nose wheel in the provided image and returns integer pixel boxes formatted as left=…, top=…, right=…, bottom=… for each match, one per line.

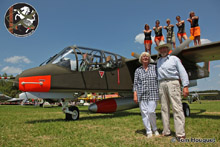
left=65, top=106, right=79, bottom=121
left=61, top=99, right=80, bottom=121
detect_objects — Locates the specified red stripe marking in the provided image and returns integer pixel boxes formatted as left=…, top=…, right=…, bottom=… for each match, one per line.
left=96, top=99, right=117, bottom=113
left=117, top=68, right=120, bottom=85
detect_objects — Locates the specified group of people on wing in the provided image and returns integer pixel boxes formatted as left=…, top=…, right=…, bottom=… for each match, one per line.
left=133, top=11, right=200, bottom=141
left=144, top=11, right=201, bottom=54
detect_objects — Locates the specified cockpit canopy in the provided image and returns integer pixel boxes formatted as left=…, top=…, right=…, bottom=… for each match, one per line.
left=40, top=46, right=124, bottom=71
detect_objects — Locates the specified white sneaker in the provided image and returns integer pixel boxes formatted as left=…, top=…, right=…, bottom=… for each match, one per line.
left=154, top=131, right=160, bottom=136
left=147, top=133, right=153, bottom=138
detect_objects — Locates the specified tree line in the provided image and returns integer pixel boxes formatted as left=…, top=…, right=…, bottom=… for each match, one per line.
left=0, top=73, right=20, bottom=98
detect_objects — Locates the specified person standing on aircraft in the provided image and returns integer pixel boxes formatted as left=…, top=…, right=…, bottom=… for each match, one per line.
left=176, top=16, right=188, bottom=46
left=155, top=41, right=189, bottom=141
left=133, top=52, right=160, bottom=138
left=144, top=24, right=153, bottom=54
left=153, top=20, right=164, bottom=46
left=164, top=19, right=176, bottom=49
left=187, top=11, right=201, bottom=46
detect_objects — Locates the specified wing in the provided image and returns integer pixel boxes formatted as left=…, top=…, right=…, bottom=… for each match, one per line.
left=180, top=41, right=220, bottom=63
left=176, top=41, right=220, bottom=80
left=0, top=94, right=12, bottom=101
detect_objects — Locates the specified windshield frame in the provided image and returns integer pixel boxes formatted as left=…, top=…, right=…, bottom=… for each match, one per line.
left=40, top=45, right=124, bottom=71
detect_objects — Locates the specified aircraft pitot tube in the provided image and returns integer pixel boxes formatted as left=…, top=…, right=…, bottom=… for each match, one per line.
left=88, top=98, right=138, bottom=113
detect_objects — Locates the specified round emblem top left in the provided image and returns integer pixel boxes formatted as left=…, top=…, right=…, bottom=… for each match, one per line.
left=4, top=3, right=39, bottom=37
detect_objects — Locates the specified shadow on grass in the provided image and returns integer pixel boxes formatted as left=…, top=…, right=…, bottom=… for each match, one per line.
left=79, top=111, right=140, bottom=121
left=160, top=109, right=220, bottom=119
left=26, top=111, right=141, bottom=124
left=26, top=108, right=220, bottom=124
left=135, top=128, right=176, bottom=137
left=156, top=109, right=220, bottom=119
left=190, top=109, right=220, bottom=119
left=26, top=119, right=65, bottom=123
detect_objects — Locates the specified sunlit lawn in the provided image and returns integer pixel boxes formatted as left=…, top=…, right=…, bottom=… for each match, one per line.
left=0, top=100, right=219, bottom=146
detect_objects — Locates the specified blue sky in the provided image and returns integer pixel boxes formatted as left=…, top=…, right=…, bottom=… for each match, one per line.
left=0, top=0, right=220, bottom=91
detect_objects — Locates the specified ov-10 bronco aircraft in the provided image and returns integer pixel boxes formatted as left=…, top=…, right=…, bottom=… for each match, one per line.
left=12, top=36, right=220, bottom=120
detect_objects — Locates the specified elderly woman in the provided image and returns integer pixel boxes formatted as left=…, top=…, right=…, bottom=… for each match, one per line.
left=133, top=52, right=159, bottom=138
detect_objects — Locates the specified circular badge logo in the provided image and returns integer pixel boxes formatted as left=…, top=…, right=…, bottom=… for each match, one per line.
left=5, top=3, right=39, bottom=37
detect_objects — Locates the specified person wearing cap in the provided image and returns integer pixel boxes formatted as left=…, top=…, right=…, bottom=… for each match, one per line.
left=133, top=52, right=160, bottom=138
left=155, top=42, right=189, bottom=140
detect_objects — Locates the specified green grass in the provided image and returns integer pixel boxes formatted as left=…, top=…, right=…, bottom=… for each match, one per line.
left=0, top=100, right=220, bottom=147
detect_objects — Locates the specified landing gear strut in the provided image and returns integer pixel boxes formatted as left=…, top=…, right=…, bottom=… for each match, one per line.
left=66, top=106, right=79, bottom=120
left=61, top=99, right=80, bottom=121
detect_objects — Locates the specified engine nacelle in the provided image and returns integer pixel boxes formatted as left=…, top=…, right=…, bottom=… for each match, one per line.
left=170, top=36, right=194, bottom=55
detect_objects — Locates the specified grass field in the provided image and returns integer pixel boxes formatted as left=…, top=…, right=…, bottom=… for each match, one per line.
left=0, top=100, right=220, bottom=147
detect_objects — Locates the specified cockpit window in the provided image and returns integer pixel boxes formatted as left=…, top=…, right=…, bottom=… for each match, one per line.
left=76, top=48, right=102, bottom=71
left=52, top=47, right=77, bottom=71
left=116, top=55, right=122, bottom=67
left=44, top=46, right=123, bottom=72
left=102, top=53, right=117, bottom=69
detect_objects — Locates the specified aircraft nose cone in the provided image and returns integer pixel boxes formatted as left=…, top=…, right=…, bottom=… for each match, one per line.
left=88, top=103, right=97, bottom=113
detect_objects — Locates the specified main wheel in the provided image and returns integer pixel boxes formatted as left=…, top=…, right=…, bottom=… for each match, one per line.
left=65, top=106, right=79, bottom=121
left=182, top=102, right=190, bottom=117
left=39, top=103, right=43, bottom=107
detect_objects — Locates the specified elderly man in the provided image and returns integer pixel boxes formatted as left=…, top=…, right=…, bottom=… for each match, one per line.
left=155, top=41, right=189, bottom=140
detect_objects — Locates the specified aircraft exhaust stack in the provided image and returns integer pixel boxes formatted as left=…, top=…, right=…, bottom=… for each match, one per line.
left=131, top=52, right=140, bottom=59
left=89, top=98, right=138, bottom=113
left=170, top=36, right=194, bottom=55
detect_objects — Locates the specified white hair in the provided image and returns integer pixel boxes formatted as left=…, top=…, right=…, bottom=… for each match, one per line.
left=139, top=52, right=151, bottom=63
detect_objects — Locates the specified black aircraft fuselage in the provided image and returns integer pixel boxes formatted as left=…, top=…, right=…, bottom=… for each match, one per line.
left=15, top=46, right=139, bottom=93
